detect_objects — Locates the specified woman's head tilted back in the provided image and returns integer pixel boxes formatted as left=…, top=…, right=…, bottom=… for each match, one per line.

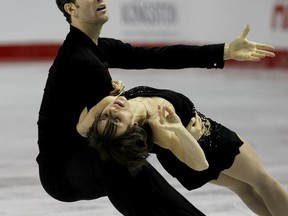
left=87, top=111, right=151, bottom=170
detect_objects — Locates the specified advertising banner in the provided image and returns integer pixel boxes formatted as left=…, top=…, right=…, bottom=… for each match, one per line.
left=0, top=0, right=287, bottom=66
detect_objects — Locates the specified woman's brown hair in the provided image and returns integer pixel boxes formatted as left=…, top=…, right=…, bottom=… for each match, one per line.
left=87, top=113, right=152, bottom=170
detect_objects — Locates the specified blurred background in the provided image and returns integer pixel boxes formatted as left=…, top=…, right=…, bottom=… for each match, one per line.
left=0, top=0, right=287, bottom=66
left=0, top=0, right=287, bottom=215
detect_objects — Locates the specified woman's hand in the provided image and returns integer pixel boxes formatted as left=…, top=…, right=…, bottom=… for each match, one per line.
left=156, top=105, right=185, bottom=133
left=155, top=105, right=209, bottom=171
left=224, top=24, right=275, bottom=61
left=186, top=113, right=205, bottom=140
left=109, top=80, right=126, bottom=96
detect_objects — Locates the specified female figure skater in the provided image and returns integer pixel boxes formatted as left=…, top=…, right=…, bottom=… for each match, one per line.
left=78, top=86, right=288, bottom=216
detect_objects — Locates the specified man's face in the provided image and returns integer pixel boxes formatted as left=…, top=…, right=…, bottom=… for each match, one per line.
left=72, top=0, right=109, bottom=26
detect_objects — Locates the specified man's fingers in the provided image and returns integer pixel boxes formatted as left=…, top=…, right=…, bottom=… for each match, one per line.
left=255, top=43, right=275, bottom=53
left=246, top=49, right=276, bottom=61
left=253, top=50, right=275, bottom=58
left=240, top=24, right=250, bottom=39
left=256, top=49, right=275, bottom=57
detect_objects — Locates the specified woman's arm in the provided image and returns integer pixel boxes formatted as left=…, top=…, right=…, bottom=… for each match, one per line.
left=150, top=106, right=209, bottom=171
left=77, top=96, right=116, bottom=137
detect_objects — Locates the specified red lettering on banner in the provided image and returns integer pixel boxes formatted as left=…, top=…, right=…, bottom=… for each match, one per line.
left=271, top=3, right=288, bottom=30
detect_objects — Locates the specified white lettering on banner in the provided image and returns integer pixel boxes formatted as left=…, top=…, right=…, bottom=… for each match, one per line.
left=117, top=1, right=181, bottom=41
left=271, top=1, right=288, bottom=30
left=121, top=2, right=178, bottom=25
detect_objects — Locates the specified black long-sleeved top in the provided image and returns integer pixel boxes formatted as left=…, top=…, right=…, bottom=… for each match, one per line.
left=37, top=25, right=224, bottom=162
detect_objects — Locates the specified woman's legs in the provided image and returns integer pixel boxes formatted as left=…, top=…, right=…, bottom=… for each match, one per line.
left=220, top=138, right=288, bottom=216
left=211, top=173, right=272, bottom=216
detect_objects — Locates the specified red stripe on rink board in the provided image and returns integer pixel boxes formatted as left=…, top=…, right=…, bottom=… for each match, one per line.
left=0, top=44, right=60, bottom=61
left=0, top=43, right=287, bottom=69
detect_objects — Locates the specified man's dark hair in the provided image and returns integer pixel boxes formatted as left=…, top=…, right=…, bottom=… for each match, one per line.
left=87, top=113, right=152, bottom=170
left=56, top=0, right=76, bottom=24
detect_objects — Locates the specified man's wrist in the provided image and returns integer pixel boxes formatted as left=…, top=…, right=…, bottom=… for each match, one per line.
left=224, top=42, right=230, bottom=60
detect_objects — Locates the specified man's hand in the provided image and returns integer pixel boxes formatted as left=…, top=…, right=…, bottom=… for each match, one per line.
left=224, top=24, right=275, bottom=61
left=109, top=80, right=126, bottom=96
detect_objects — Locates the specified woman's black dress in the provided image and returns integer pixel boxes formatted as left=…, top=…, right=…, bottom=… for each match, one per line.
left=121, top=86, right=244, bottom=190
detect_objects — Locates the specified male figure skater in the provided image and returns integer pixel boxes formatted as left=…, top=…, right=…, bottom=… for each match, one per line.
left=36, top=0, right=275, bottom=215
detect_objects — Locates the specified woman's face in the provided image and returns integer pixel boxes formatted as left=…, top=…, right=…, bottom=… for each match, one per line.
left=98, top=96, right=135, bottom=137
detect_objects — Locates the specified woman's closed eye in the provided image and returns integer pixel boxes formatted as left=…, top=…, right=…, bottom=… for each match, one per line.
left=112, top=117, right=121, bottom=124
left=100, top=114, right=108, bottom=120
left=100, top=113, right=121, bottom=125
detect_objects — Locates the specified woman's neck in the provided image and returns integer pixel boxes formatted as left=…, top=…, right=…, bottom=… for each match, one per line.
left=130, top=97, right=169, bottom=125
left=133, top=97, right=173, bottom=124
left=130, top=98, right=150, bottom=125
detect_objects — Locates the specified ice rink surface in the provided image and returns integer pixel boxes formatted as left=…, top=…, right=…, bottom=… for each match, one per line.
left=0, top=62, right=287, bottom=216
